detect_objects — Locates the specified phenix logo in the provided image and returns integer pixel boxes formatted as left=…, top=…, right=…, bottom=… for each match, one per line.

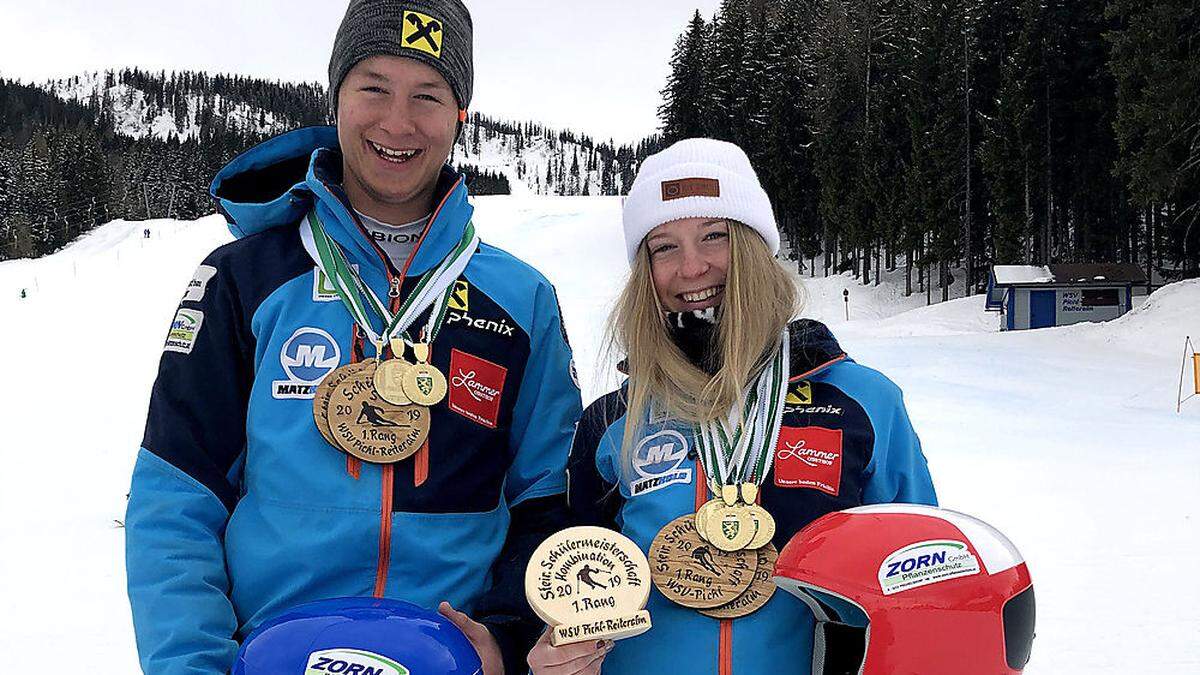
left=451, top=369, right=502, bottom=403
left=777, top=439, right=839, bottom=467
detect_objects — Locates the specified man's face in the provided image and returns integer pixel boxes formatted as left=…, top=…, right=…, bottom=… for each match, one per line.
left=336, top=55, right=459, bottom=224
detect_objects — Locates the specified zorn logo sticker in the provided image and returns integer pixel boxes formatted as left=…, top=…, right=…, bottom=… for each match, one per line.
left=305, top=648, right=409, bottom=675
left=878, top=540, right=981, bottom=596
left=402, top=11, right=444, bottom=58
left=773, top=426, right=843, bottom=495
left=273, top=327, right=341, bottom=399
left=630, top=430, right=692, bottom=496
left=449, top=349, right=508, bottom=428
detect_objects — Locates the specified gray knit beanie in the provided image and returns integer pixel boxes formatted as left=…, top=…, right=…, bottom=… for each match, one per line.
left=328, top=0, right=474, bottom=118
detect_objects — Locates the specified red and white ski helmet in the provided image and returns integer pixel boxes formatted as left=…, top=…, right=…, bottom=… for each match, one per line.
left=774, top=504, right=1035, bottom=675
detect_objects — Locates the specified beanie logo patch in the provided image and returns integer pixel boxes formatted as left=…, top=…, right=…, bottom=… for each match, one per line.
left=402, top=11, right=444, bottom=58
left=661, top=177, right=720, bottom=201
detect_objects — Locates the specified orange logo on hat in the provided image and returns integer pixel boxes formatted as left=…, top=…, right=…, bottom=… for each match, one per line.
left=661, top=177, right=720, bottom=201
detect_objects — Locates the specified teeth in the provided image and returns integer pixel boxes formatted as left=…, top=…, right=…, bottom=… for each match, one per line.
left=682, top=286, right=723, bottom=303
left=370, top=141, right=420, bottom=162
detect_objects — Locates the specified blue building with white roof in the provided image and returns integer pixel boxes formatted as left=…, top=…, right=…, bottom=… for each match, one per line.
left=985, top=264, right=1147, bottom=331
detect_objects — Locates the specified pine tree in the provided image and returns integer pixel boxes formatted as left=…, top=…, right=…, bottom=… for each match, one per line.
left=659, top=11, right=711, bottom=143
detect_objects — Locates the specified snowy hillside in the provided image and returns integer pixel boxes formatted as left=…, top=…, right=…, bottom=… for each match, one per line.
left=44, top=71, right=648, bottom=196
left=48, top=71, right=301, bottom=141
left=1, top=199, right=1198, bottom=673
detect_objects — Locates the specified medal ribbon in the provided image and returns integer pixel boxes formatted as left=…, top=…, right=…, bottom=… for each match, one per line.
left=301, top=210, right=479, bottom=351
left=694, top=330, right=790, bottom=491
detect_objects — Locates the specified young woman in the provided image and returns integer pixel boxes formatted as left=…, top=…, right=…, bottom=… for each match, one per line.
left=527, top=138, right=936, bottom=675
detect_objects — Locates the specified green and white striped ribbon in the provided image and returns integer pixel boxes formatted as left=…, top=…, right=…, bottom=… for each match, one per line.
left=694, top=330, right=790, bottom=492
left=301, top=210, right=479, bottom=351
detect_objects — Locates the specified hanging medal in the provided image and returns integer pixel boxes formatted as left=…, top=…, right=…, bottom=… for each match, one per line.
left=692, top=332, right=790, bottom=553
left=302, top=209, right=479, bottom=464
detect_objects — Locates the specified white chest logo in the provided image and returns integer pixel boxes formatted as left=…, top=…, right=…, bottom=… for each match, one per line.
left=630, top=430, right=693, bottom=496
left=272, top=327, right=341, bottom=399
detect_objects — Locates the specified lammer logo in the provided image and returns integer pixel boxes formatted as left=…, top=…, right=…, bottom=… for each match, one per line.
left=630, top=430, right=692, bottom=496
left=273, top=327, right=341, bottom=400
left=305, top=648, right=409, bottom=675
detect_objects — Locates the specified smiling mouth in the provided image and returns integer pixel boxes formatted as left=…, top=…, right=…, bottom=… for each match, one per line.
left=679, top=286, right=725, bottom=303
left=368, top=140, right=422, bottom=164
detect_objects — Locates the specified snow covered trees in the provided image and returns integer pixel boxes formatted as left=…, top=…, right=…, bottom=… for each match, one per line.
left=657, top=0, right=1200, bottom=291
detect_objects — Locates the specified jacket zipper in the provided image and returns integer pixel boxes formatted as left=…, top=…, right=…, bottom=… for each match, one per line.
left=340, top=177, right=462, bottom=597
left=695, top=457, right=735, bottom=674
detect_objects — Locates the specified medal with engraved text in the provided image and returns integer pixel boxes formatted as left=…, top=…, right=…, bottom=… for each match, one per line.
left=526, top=526, right=652, bottom=646
left=650, top=515, right=757, bottom=610
left=699, top=544, right=778, bottom=619
left=326, top=360, right=431, bottom=463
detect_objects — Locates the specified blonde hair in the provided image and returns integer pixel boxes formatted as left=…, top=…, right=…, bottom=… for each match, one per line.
left=607, top=221, right=800, bottom=453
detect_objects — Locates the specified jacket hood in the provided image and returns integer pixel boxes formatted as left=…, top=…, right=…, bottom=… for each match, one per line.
left=787, top=318, right=847, bottom=376
left=209, top=126, right=473, bottom=279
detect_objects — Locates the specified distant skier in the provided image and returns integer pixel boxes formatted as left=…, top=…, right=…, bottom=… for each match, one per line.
left=143, top=228, right=151, bottom=239
left=356, top=400, right=398, bottom=427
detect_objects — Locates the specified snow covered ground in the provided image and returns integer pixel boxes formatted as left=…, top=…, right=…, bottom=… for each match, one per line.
left=1, top=197, right=1197, bottom=672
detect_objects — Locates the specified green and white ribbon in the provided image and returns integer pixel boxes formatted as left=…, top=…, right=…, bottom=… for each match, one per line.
left=694, top=330, right=790, bottom=492
left=300, top=210, right=479, bottom=351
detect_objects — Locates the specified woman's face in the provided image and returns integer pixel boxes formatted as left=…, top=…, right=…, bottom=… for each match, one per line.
left=645, top=217, right=731, bottom=312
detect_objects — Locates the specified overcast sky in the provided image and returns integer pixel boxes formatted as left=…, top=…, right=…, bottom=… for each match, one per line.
left=0, top=0, right=723, bottom=145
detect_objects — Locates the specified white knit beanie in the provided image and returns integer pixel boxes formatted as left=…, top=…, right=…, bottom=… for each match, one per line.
left=622, top=138, right=779, bottom=264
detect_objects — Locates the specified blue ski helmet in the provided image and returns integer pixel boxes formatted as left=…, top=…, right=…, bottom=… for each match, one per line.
left=232, top=597, right=483, bottom=675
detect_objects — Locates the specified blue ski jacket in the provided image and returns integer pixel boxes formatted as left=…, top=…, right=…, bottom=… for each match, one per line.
left=125, top=126, right=582, bottom=675
left=566, top=320, right=936, bottom=675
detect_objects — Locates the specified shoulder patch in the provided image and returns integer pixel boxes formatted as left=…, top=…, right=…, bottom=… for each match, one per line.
left=164, top=308, right=204, bottom=354
left=182, top=265, right=218, bottom=303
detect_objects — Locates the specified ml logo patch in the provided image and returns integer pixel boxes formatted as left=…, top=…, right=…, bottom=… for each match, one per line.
left=774, top=426, right=843, bottom=495
left=449, top=349, right=508, bottom=428
left=273, top=327, right=341, bottom=399
left=402, top=11, right=444, bottom=58
left=630, top=429, right=692, bottom=496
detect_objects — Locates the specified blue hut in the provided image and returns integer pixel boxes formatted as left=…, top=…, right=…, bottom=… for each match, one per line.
left=985, top=264, right=1147, bottom=331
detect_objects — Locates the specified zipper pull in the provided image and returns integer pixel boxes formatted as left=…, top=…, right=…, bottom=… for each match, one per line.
left=389, top=277, right=401, bottom=299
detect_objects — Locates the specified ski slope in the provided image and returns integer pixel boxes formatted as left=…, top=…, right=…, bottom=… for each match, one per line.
left=1, top=197, right=1198, bottom=673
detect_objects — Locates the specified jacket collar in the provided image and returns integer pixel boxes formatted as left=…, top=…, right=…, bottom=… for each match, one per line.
left=210, top=126, right=473, bottom=279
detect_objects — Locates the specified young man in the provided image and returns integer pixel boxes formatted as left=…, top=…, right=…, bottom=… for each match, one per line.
left=125, top=2, right=582, bottom=673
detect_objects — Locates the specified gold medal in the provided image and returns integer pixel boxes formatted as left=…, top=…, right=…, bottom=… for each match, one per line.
left=402, top=362, right=448, bottom=406
left=706, top=504, right=757, bottom=552
left=313, top=362, right=368, bottom=447
left=739, top=484, right=775, bottom=550
left=693, top=498, right=722, bottom=544
left=699, top=544, right=779, bottom=619
left=326, top=361, right=431, bottom=463
left=373, top=358, right=413, bottom=405
left=650, top=515, right=757, bottom=610
left=744, top=505, right=776, bottom=550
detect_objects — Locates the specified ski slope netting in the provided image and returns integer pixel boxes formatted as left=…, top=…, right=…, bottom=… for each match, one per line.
left=1, top=198, right=1197, bottom=672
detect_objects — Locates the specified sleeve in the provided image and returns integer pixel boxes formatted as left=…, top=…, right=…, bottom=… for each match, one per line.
left=125, top=258, right=253, bottom=675
left=861, top=386, right=937, bottom=506
left=567, top=391, right=627, bottom=530
left=474, top=282, right=583, bottom=675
